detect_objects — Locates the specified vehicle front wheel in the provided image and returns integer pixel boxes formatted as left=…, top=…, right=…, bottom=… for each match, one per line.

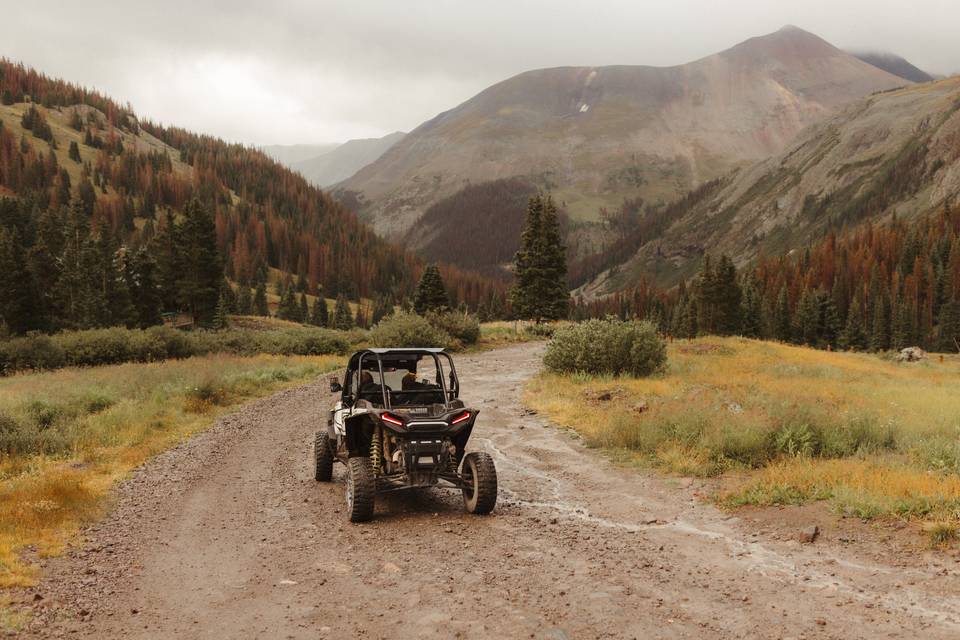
left=314, top=431, right=333, bottom=482
left=461, top=451, right=497, bottom=515
left=345, top=457, right=375, bottom=522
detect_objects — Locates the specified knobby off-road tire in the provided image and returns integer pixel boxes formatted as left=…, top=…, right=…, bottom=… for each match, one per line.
left=314, top=431, right=333, bottom=482
left=461, top=451, right=497, bottom=515
left=345, top=456, right=375, bottom=522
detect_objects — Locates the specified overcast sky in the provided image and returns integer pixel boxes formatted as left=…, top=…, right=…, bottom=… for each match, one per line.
left=4, top=1, right=958, bottom=146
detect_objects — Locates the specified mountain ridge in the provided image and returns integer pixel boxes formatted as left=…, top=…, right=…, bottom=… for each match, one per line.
left=340, top=26, right=908, bottom=246
left=579, top=76, right=960, bottom=297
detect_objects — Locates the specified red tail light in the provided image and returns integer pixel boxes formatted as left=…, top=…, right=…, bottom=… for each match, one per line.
left=451, top=411, right=472, bottom=425
left=381, top=413, right=404, bottom=427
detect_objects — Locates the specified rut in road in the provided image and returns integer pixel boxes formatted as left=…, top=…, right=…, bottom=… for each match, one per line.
left=21, top=343, right=960, bottom=639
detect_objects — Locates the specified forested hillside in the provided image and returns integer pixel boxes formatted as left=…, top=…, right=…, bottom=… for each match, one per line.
left=578, top=206, right=960, bottom=352
left=0, top=61, right=501, bottom=335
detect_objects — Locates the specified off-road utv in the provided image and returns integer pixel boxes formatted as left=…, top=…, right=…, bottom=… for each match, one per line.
left=314, top=348, right=497, bottom=522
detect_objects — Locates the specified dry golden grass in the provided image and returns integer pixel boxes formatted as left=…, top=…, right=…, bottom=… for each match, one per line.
left=0, top=354, right=342, bottom=588
left=472, top=321, right=564, bottom=351
left=525, top=337, right=960, bottom=530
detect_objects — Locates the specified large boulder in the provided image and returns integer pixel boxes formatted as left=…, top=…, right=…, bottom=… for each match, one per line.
left=896, top=347, right=927, bottom=362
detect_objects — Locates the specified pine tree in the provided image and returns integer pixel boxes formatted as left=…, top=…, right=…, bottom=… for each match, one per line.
left=739, top=276, right=762, bottom=338
left=153, top=210, right=181, bottom=311
left=938, top=298, right=960, bottom=353
left=128, top=248, right=163, bottom=328
left=254, top=281, right=269, bottom=316
left=309, top=297, right=329, bottom=327
left=774, top=286, right=791, bottom=342
left=237, top=284, right=253, bottom=315
left=510, top=195, right=544, bottom=321
left=839, top=297, right=868, bottom=351
left=413, top=264, right=450, bottom=314
left=1, top=90, right=14, bottom=106
left=57, top=199, right=103, bottom=329
left=0, top=227, right=35, bottom=334
left=333, top=294, right=354, bottom=330
left=793, top=288, right=820, bottom=346
left=277, top=287, right=299, bottom=321
left=371, top=295, right=393, bottom=325
left=539, top=195, right=569, bottom=320
left=68, top=141, right=81, bottom=163
left=869, top=294, right=890, bottom=352
left=299, top=292, right=309, bottom=324
left=213, top=291, right=230, bottom=329
left=177, top=198, right=222, bottom=327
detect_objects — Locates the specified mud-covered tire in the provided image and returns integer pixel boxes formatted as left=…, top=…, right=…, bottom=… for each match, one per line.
left=345, top=457, right=375, bottom=522
left=314, top=431, right=333, bottom=482
left=461, top=452, right=497, bottom=515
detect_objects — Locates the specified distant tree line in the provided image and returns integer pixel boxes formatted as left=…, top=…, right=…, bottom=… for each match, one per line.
left=575, top=205, right=960, bottom=353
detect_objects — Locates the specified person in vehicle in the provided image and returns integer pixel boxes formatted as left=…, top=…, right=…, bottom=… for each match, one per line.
left=358, top=371, right=387, bottom=402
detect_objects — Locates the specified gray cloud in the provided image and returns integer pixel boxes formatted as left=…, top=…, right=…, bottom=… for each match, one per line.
left=3, top=0, right=958, bottom=145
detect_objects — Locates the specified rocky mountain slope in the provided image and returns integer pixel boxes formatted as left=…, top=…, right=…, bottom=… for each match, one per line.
left=581, top=76, right=960, bottom=295
left=852, top=52, right=934, bottom=83
left=293, top=131, right=405, bottom=187
left=339, top=26, right=908, bottom=242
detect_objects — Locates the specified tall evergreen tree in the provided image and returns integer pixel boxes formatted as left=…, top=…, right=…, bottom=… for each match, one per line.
left=299, top=292, right=309, bottom=324
left=839, top=296, right=868, bottom=351
left=510, top=194, right=568, bottom=321
left=212, top=291, right=230, bottom=329
left=236, top=284, right=253, bottom=315
left=57, top=199, right=103, bottom=328
left=413, top=264, right=450, bottom=314
left=177, top=198, right=222, bottom=327
left=127, top=248, right=163, bottom=328
left=0, top=227, right=35, bottom=334
left=333, top=294, right=354, bottom=330
left=740, top=276, right=762, bottom=338
left=277, top=287, right=299, bottom=321
left=510, top=195, right=544, bottom=321
left=153, top=210, right=181, bottom=311
left=253, top=281, right=269, bottom=316
left=539, top=195, right=569, bottom=320
left=309, top=297, right=329, bottom=327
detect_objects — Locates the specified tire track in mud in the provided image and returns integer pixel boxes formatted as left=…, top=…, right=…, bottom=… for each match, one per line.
left=17, top=343, right=960, bottom=639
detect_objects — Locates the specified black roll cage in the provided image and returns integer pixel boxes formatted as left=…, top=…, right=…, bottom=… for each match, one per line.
left=342, top=348, right=460, bottom=410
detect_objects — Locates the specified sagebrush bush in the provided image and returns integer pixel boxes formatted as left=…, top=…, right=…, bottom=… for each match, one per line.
left=0, top=326, right=349, bottom=375
left=524, top=323, right=558, bottom=338
left=426, top=311, right=480, bottom=345
left=0, top=410, right=70, bottom=456
left=369, top=312, right=456, bottom=349
left=543, top=317, right=667, bottom=377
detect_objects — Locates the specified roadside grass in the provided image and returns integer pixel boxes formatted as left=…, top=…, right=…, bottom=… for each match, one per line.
left=524, top=337, right=960, bottom=536
left=473, top=321, right=563, bottom=351
left=0, top=354, right=343, bottom=588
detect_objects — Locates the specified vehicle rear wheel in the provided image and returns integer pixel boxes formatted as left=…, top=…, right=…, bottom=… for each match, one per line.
left=345, top=457, right=375, bottom=522
left=461, top=451, right=497, bottom=515
left=314, top=431, right=333, bottom=482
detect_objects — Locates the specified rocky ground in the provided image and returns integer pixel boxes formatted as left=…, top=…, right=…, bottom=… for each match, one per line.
left=11, top=343, right=960, bottom=638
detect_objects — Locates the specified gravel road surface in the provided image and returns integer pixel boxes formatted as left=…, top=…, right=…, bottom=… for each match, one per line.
left=17, top=343, right=960, bottom=639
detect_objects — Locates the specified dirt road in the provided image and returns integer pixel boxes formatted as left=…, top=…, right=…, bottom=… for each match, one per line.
left=19, top=343, right=960, bottom=638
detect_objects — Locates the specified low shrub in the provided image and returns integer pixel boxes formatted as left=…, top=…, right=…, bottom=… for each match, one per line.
left=0, top=410, right=71, bottom=456
left=369, top=312, right=456, bottom=349
left=524, top=323, right=558, bottom=338
left=426, top=311, right=480, bottom=345
left=543, top=317, right=667, bottom=377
